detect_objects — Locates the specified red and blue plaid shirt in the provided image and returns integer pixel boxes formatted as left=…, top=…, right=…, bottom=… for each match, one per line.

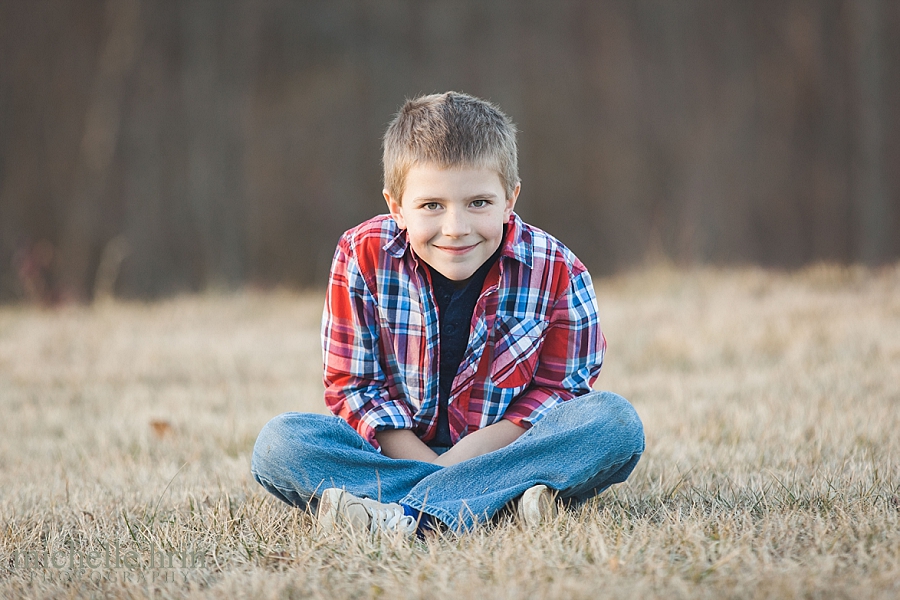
left=322, top=213, right=606, bottom=449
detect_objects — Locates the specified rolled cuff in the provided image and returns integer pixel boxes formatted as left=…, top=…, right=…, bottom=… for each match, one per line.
left=501, top=387, right=572, bottom=429
left=357, top=400, right=415, bottom=450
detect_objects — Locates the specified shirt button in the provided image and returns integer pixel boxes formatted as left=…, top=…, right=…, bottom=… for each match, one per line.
left=446, top=324, right=457, bottom=334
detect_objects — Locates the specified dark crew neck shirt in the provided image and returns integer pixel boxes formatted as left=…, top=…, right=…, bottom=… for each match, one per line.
left=425, top=244, right=502, bottom=448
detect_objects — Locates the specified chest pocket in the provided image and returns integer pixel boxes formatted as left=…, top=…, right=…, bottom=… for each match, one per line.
left=489, top=317, right=548, bottom=389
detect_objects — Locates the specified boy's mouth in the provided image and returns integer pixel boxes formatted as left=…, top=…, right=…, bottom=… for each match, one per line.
left=435, top=243, right=478, bottom=255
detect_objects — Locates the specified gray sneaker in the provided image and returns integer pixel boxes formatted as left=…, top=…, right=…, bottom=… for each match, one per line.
left=517, top=484, right=558, bottom=527
left=318, top=488, right=417, bottom=536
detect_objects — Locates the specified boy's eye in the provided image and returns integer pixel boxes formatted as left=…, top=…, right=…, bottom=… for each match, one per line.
left=423, top=202, right=441, bottom=211
left=471, top=199, right=488, bottom=208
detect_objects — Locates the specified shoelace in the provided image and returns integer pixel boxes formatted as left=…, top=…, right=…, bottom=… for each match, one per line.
left=368, top=506, right=417, bottom=535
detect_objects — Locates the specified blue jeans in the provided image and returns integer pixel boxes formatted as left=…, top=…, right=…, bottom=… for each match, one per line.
left=251, top=391, right=644, bottom=531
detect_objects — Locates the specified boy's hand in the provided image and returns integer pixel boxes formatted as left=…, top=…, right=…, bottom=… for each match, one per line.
left=432, top=419, right=525, bottom=467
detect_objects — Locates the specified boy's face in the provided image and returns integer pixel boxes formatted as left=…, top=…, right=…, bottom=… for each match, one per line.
left=384, top=163, right=519, bottom=282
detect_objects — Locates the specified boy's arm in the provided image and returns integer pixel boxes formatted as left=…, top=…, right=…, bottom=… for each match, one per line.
left=374, top=429, right=439, bottom=462
left=501, top=268, right=606, bottom=428
left=375, top=421, right=525, bottom=466
left=323, top=240, right=416, bottom=450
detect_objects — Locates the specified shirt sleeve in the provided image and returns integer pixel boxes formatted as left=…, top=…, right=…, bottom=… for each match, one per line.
left=322, top=238, right=414, bottom=449
left=501, top=268, right=606, bottom=428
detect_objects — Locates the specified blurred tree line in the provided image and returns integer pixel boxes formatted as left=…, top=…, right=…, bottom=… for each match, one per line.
left=1, top=0, right=897, bottom=302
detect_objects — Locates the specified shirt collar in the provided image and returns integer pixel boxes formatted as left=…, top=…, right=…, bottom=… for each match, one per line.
left=382, top=212, right=533, bottom=269
left=383, top=219, right=409, bottom=258
left=501, top=213, right=532, bottom=268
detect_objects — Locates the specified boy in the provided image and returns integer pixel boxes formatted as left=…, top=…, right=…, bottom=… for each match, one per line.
left=252, top=92, right=644, bottom=535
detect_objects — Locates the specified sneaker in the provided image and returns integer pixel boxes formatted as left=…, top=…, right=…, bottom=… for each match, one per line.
left=318, top=488, right=417, bottom=536
left=517, top=484, right=558, bottom=527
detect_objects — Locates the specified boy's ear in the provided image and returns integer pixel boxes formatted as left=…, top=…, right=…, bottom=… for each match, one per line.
left=383, top=189, right=407, bottom=229
left=504, top=182, right=521, bottom=222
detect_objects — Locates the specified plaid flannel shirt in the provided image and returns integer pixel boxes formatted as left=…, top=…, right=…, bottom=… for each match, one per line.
left=322, top=213, right=606, bottom=450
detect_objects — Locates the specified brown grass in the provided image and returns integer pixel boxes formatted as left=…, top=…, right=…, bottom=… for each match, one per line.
left=1, top=264, right=898, bottom=599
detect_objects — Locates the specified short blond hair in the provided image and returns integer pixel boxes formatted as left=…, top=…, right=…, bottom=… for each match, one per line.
left=383, top=92, right=519, bottom=201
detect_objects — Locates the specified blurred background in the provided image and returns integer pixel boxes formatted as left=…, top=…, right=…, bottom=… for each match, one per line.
left=1, top=0, right=898, bottom=303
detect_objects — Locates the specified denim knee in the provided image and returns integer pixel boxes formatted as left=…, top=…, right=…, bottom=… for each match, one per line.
left=251, top=412, right=306, bottom=482
left=581, top=391, right=645, bottom=455
left=608, top=392, right=644, bottom=453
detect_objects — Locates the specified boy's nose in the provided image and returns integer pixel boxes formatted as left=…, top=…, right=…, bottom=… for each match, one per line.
left=441, top=210, right=471, bottom=237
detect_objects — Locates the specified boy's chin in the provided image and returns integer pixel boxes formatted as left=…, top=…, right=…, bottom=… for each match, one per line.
left=433, top=264, right=477, bottom=282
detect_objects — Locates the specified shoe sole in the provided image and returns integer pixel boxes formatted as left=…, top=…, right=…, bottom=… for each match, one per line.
left=519, top=484, right=558, bottom=527
left=317, top=488, right=345, bottom=532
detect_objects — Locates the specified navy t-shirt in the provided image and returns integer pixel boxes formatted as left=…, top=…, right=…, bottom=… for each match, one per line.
left=425, top=244, right=502, bottom=448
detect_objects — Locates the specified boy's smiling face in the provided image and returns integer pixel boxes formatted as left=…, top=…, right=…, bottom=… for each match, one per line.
left=384, top=163, right=519, bottom=282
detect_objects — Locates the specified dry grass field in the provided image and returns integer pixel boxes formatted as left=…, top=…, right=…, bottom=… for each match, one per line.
left=1, top=264, right=898, bottom=599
